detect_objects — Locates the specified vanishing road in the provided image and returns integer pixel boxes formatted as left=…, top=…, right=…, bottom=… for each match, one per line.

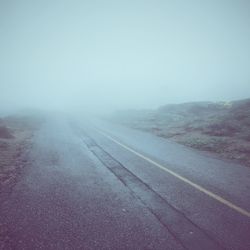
left=0, top=115, right=250, bottom=249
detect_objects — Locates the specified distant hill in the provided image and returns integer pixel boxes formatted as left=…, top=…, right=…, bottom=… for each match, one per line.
left=110, top=99, right=250, bottom=167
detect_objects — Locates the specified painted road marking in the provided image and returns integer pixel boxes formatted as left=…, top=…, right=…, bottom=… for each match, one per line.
left=97, top=129, right=250, bottom=218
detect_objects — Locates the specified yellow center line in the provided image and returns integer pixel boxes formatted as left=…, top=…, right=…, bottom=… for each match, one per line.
left=97, top=129, right=250, bottom=218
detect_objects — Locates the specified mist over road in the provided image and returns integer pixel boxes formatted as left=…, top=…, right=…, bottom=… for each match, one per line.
left=0, top=115, right=249, bottom=250
left=1, top=1, right=250, bottom=248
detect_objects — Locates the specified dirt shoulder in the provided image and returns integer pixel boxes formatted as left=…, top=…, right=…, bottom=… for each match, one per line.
left=0, top=115, right=42, bottom=192
left=0, top=114, right=43, bottom=248
left=109, top=99, right=250, bottom=167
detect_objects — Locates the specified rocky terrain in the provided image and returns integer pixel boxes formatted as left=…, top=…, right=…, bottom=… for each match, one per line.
left=109, top=99, right=250, bottom=167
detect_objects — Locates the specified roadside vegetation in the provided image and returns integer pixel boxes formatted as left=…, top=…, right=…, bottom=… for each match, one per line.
left=110, top=99, right=250, bottom=167
left=0, top=115, right=41, bottom=192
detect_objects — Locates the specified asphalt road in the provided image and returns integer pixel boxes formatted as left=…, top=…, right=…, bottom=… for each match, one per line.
left=0, top=115, right=249, bottom=250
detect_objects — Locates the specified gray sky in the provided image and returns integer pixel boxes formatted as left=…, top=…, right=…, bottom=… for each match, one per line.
left=0, top=0, right=250, bottom=113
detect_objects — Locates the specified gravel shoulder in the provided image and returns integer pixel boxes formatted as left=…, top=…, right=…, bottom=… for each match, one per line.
left=0, top=115, right=43, bottom=248
left=0, top=115, right=42, bottom=192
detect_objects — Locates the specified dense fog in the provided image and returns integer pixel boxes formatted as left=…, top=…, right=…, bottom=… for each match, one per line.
left=0, top=0, right=250, bottom=115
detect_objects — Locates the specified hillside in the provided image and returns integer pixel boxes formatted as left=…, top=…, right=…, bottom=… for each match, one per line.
left=110, top=99, right=250, bottom=167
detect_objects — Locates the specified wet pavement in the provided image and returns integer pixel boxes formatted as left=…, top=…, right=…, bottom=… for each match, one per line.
left=0, top=115, right=249, bottom=249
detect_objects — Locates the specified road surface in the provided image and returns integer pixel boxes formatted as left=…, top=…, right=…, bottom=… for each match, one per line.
left=0, top=115, right=249, bottom=249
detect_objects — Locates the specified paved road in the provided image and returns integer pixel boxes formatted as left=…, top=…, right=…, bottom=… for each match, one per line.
left=0, top=115, right=249, bottom=249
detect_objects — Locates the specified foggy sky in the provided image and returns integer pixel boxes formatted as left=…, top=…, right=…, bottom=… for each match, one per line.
left=0, top=0, right=250, bottom=114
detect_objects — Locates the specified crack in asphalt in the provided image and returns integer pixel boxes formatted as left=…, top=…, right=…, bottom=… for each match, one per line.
left=81, top=133, right=225, bottom=250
